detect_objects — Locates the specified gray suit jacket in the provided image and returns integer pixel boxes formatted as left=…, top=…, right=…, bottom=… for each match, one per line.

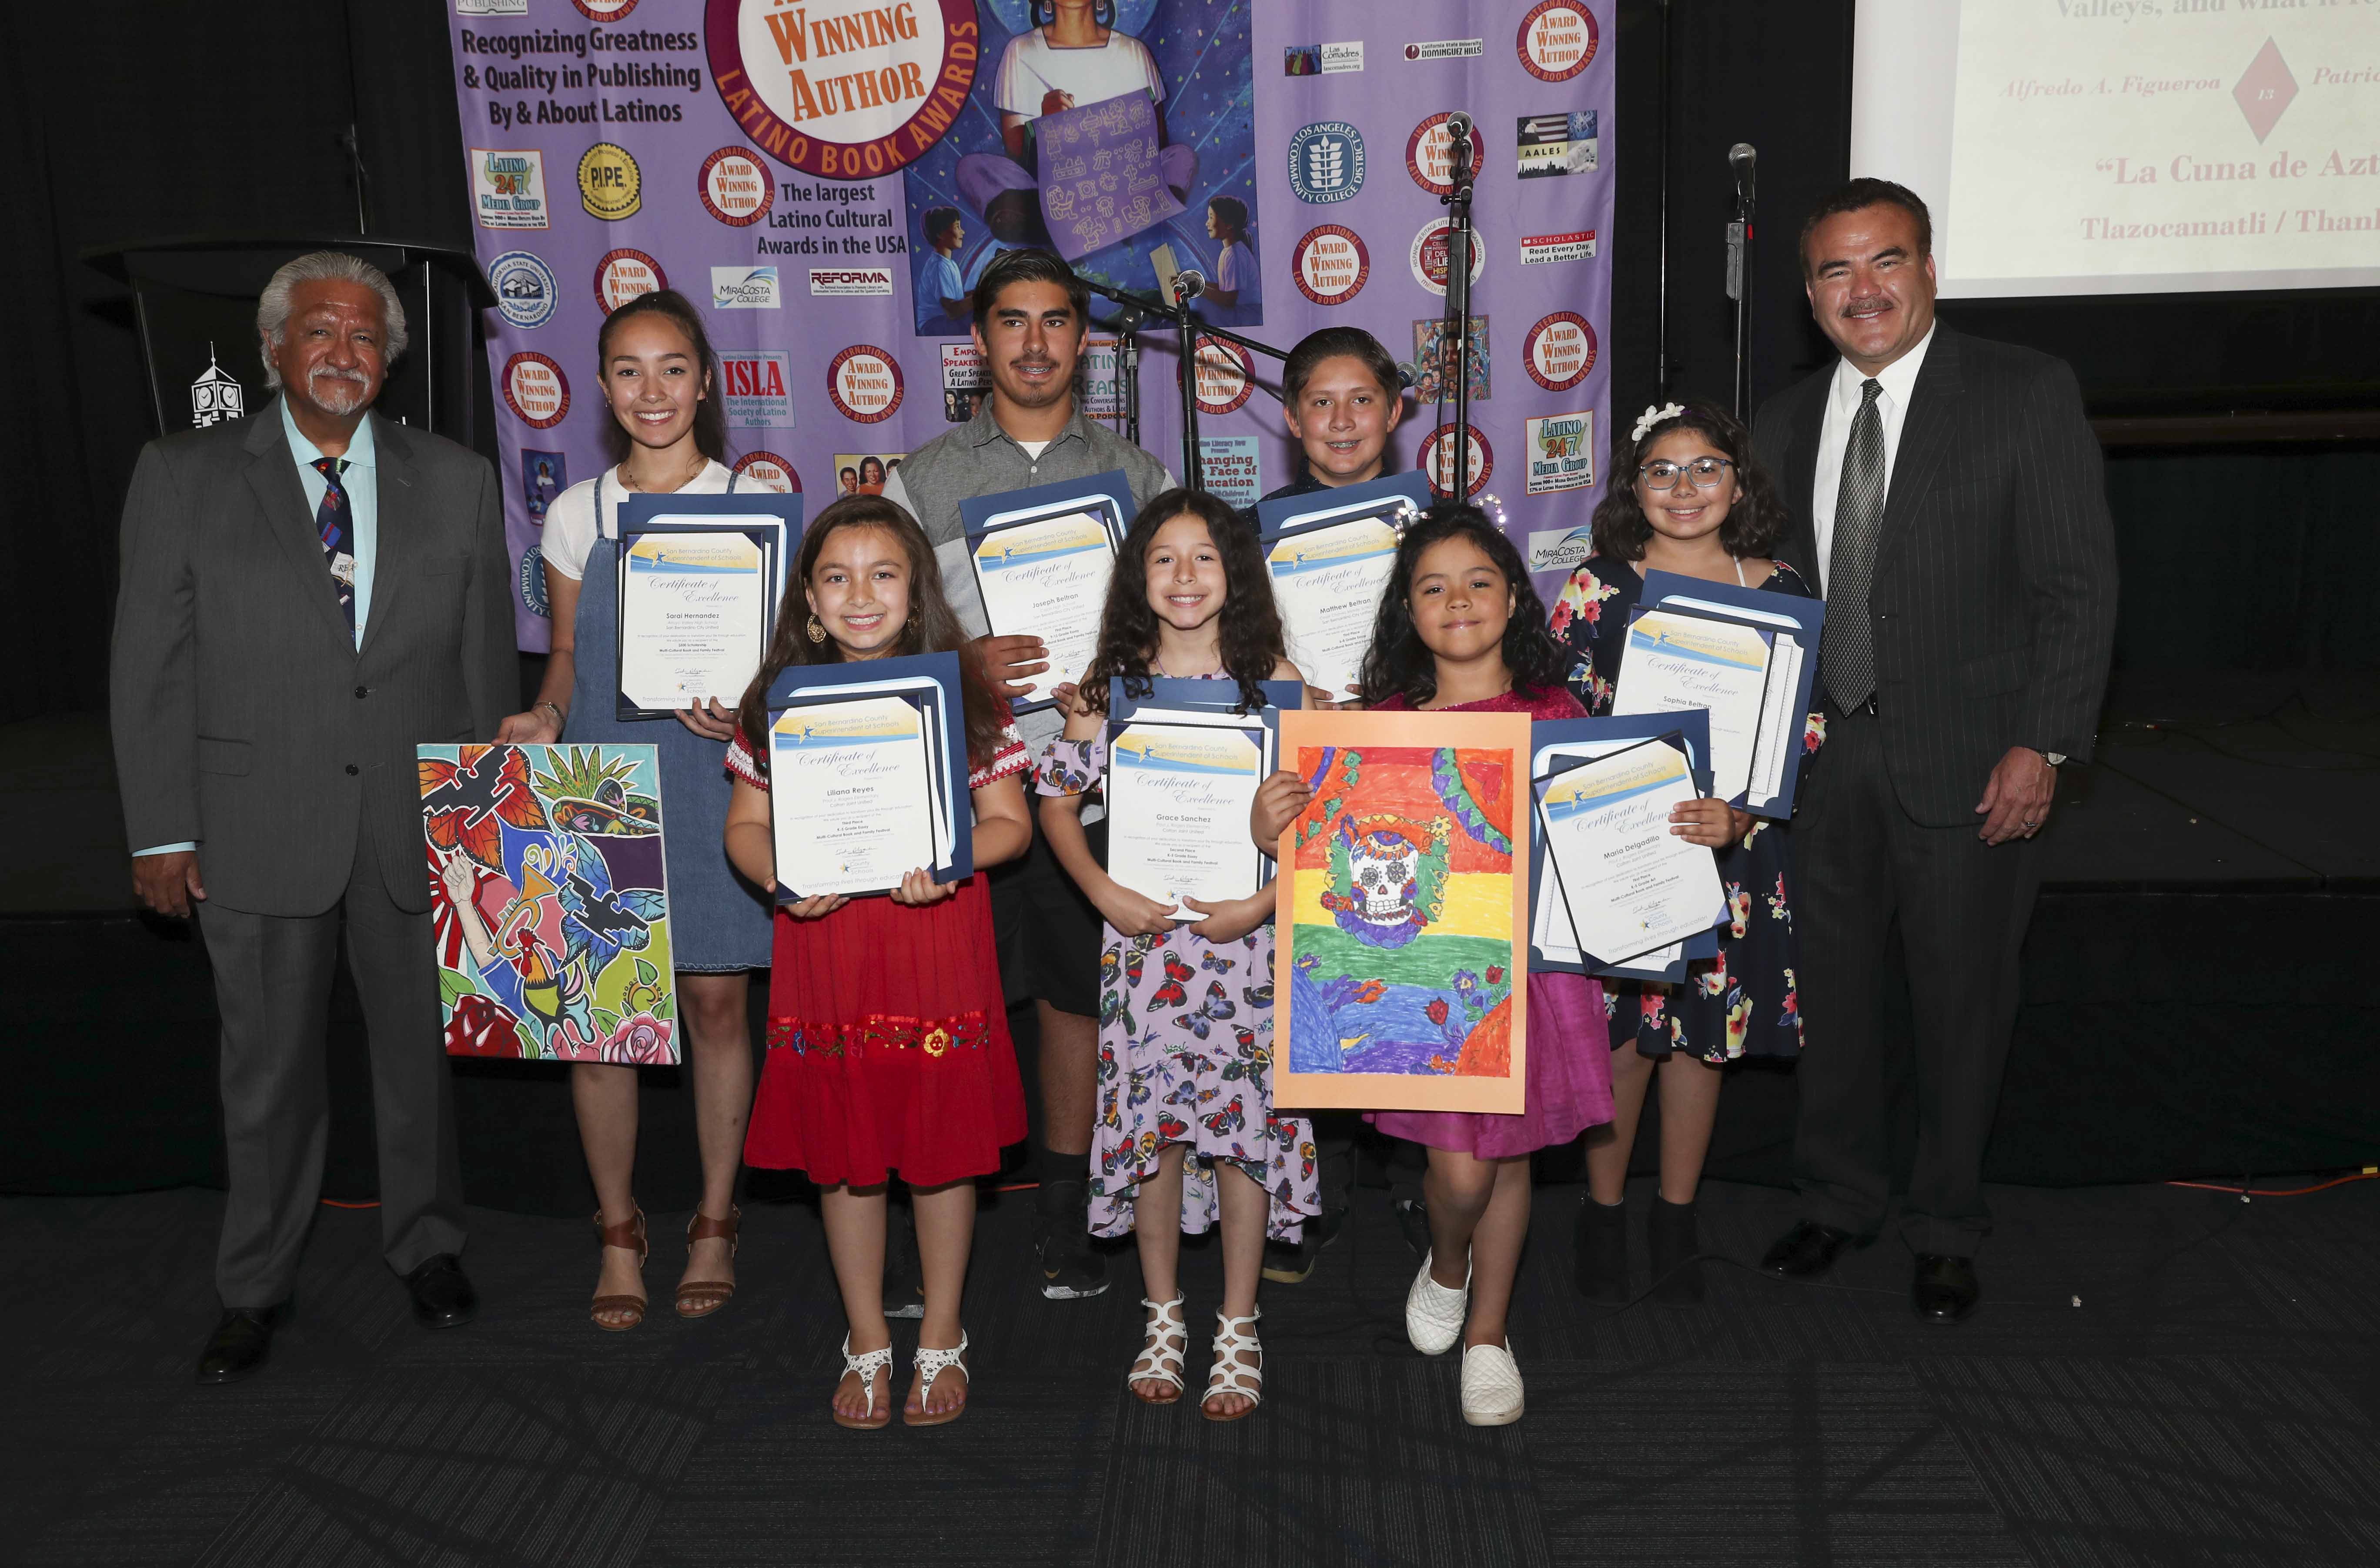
left=1754, top=327, right=2119, bottom=827
left=110, top=398, right=515, bottom=916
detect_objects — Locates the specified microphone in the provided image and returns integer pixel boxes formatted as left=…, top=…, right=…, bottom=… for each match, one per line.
left=1172, top=269, right=1206, bottom=304
left=1445, top=110, right=1474, bottom=190
left=1729, top=141, right=1757, bottom=205
left=1447, top=111, right=1472, bottom=140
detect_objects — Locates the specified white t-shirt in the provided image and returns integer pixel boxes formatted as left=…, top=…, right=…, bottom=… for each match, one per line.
left=994, top=29, right=1164, bottom=118
left=542, top=460, right=737, bottom=581
left=1216, top=239, right=1260, bottom=306
left=1809, top=325, right=1934, bottom=594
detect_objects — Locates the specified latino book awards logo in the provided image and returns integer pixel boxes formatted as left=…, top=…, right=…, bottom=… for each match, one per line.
left=719, top=349, right=792, bottom=427
left=573, top=0, right=640, bottom=20
left=1292, top=224, right=1369, bottom=306
left=1422, top=424, right=1492, bottom=498
left=488, top=251, right=557, bottom=328
left=732, top=451, right=800, bottom=493
left=698, top=146, right=774, bottom=225
left=578, top=142, right=642, bottom=220
left=1410, top=217, right=1487, bottom=297
left=1190, top=337, right=1254, bottom=416
left=1525, top=311, right=1597, bottom=391
left=712, top=265, right=783, bottom=308
left=1517, top=0, right=1598, bottom=82
left=503, top=351, right=570, bottom=428
left=827, top=345, right=903, bottom=422
left=190, top=343, right=244, bottom=428
left=1289, top=121, right=1364, bottom=204
left=595, top=249, right=667, bottom=312
left=472, top=148, right=548, bottom=230
left=1407, top=112, right=1485, bottom=199
left=704, top=0, right=980, bottom=181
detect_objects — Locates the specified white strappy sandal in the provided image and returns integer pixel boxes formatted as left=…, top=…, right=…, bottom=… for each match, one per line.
left=904, top=1330, right=971, bottom=1428
left=1128, top=1295, right=1189, bottom=1404
left=1200, top=1307, right=1264, bottom=1423
left=832, top=1334, right=895, bottom=1431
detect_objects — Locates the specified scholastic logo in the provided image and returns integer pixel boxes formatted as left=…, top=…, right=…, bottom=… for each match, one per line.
left=1518, top=1, right=1598, bottom=82
left=1284, top=42, right=1363, bottom=75
left=1404, top=39, right=1484, bottom=62
left=572, top=0, right=638, bottom=20
left=1410, top=217, right=1487, bottom=297
left=594, top=248, right=667, bottom=312
left=1517, top=111, right=1598, bottom=178
left=810, top=267, right=896, bottom=297
left=711, top=265, right=782, bottom=308
left=1421, top=424, right=1491, bottom=498
left=1525, top=311, right=1598, bottom=391
left=1288, top=121, right=1364, bottom=204
left=1407, top=112, right=1485, bottom=198
left=1526, top=411, right=1594, bottom=496
left=731, top=451, right=801, bottom=494
left=703, top=0, right=979, bottom=182
left=1519, top=230, right=1597, bottom=266
left=471, top=148, right=548, bottom=230
left=1528, top=525, right=1595, bottom=573
left=488, top=251, right=557, bottom=328
left=827, top=345, right=904, bottom=422
left=1292, top=225, right=1370, bottom=306
left=1192, top=336, right=1254, bottom=416
left=697, top=146, right=773, bottom=226
left=502, top=351, right=570, bottom=429
left=719, top=349, right=792, bottom=427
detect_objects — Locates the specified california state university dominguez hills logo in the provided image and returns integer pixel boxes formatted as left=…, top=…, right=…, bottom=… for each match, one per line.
left=705, top=0, right=979, bottom=181
left=191, top=342, right=244, bottom=428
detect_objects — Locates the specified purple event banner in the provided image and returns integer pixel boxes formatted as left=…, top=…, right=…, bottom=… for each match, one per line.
left=445, top=0, right=1613, bottom=649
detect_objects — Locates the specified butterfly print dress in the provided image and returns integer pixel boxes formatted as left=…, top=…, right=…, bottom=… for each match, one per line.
left=1038, top=716, right=1319, bottom=1241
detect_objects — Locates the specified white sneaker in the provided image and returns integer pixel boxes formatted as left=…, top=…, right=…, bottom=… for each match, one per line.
left=1461, top=1339, right=1524, bottom=1426
left=1405, top=1251, right=1470, bottom=1356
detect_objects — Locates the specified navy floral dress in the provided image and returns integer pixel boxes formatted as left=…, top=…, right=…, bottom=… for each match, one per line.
left=1548, top=555, right=1823, bottom=1063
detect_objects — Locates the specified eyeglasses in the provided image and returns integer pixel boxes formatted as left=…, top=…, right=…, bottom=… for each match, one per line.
left=1638, top=457, right=1733, bottom=490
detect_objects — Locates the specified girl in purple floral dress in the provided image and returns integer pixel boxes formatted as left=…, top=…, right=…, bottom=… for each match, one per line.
left=1038, top=489, right=1317, bottom=1423
left=1548, top=401, right=1823, bottom=1307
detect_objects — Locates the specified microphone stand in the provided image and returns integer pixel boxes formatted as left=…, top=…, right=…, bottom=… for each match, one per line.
left=1726, top=151, right=1755, bottom=421
left=1083, top=277, right=1289, bottom=488
left=1441, top=117, right=1478, bottom=499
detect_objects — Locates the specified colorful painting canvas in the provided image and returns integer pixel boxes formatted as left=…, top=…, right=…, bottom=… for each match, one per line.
left=1272, top=711, right=1531, bottom=1114
left=419, top=743, right=676, bottom=1063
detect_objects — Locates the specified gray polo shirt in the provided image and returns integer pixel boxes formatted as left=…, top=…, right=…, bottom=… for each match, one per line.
left=882, top=399, right=1175, bottom=747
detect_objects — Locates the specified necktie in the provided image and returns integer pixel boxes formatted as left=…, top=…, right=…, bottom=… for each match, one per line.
left=312, top=456, right=356, bottom=635
left=1823, top=378, right=1885, bottom=713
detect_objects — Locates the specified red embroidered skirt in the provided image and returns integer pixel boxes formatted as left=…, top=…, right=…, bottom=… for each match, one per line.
left=745, top=874, right=1025, bottom=1187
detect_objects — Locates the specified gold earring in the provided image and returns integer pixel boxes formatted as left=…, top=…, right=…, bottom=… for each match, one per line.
left=806, top=613, right=827, bottom=644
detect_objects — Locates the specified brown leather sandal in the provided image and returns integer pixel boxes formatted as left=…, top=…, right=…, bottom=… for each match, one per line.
left=675, top=1206, right=740, bottom=1319
left=590, top=1207, right=648, bottom=1332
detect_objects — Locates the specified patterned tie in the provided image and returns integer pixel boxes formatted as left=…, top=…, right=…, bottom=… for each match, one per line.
left=312, top=456, right=356, bottom=635
left=1822, top=378, right=1885, bottom=713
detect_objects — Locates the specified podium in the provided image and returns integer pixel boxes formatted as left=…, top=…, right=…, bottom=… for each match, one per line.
left=85, top=237, right=494, bottom=445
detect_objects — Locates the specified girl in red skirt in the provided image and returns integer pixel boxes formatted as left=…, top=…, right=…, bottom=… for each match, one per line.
left=724, top=496, right=1031, bottom=1431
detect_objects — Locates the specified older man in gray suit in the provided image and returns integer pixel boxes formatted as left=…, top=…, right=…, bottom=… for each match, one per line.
left=111, top=251, right=521, bottom=1382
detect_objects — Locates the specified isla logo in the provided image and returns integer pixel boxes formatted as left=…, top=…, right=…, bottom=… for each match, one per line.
left=711, top=265, right=783, bottom=308
left=1288, top=121, right=1365, bottom=204
left=719, top=350, right=792, bottom=427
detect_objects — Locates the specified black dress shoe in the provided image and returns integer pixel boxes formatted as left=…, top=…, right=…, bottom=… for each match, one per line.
left=197, top=1303, right=289, bottom=1385
left=1911, top=1254, right=1981, bottom=1324
left=1759, top=1219, right=1862, bottom=1280
left=403, top=1254, right=478, bottom=1329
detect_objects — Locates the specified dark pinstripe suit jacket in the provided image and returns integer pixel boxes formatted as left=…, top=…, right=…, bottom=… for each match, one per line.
left=109, top=398, right=516, bottom=916
left=1752, top=326, right=2119, bottom=827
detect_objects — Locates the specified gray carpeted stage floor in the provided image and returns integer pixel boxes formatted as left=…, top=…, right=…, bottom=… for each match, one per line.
left=4, top=1176, right=2377, bottom=1567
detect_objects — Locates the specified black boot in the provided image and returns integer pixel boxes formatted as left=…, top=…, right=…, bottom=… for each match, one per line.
left=1647, top=1196, right=1704, bottom=1303
left=1574, top=1195, right=1630, bottom=1303
left=1033, top=1177, right=1109, bottom=1300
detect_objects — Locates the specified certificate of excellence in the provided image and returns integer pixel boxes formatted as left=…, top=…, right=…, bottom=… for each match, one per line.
left=768, top=696, right=936, bottom=898
left=1264, top=516, right=1399, bottom=699
left=1105, top=722, right=1266, bottom=918
left=618, top=533, right=769, bottom=711
left=1611, top=610, right=1773, bottom=804
left=969, top=510, right=1116, bottom=709
left=1536, top=742, right=1726, bottom=963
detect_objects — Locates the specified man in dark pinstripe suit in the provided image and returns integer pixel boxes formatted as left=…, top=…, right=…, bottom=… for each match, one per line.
left=1750, top=180, right=2118, bottom=1322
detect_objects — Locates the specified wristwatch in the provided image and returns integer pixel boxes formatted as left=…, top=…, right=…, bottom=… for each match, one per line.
left=2044, top=752, right=2066, bottom=767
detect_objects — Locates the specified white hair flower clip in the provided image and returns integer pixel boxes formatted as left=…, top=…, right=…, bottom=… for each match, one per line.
left=1630, top=402, right=1685, bottom=443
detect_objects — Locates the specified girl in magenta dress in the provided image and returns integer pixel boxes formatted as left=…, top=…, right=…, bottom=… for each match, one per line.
left=1253, top=505, right=1611, bottom=1428
left=723, top=496, right=1032, bottom=1432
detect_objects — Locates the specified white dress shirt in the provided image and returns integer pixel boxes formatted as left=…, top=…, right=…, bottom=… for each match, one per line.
left=1809, top=323, right=1935, bottom=594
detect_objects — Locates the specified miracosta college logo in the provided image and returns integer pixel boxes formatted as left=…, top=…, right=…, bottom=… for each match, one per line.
left=705, top=0, right=979, bottom=181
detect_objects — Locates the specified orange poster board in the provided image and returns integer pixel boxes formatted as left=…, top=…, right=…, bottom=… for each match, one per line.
left=1272, top=710, right=1532, bottom=1114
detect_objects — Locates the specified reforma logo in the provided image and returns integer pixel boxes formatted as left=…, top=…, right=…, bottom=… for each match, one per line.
left=594, top=248, right=667, bottom=312
left=1190, top=336, right=1254, bottom=416
left=1525, top=411, right=1595, bottom=496
left=1527, top=524, right=1595, bottom=574
left=706, top=0, right=980, bottom=181
left=577, top=142, right=642, bottom=220
left=719, top=350, right=793, bottom=427
left=698, top=146, right=774, bottom=225
left=810, top=267, right=896, bottom=296
left=472, top=148, right=548, bottom=230
left=1524, top=311, right=1598, bottom=391
left=488, top=251, right=558, bottom=328
left=827, top=344, right=904, bottom=421
left=711, top=265, right=783, bottom=308
left=1407, top=112, right=1486, bottom=198
left=1288, top=121, right=1365, bottom=204
left=1292, top=224, right=1370, bottom=306
left=503, top=351, right=570, bottom=429
left=1517, top=0, right=1598, bottom=83
left=1409, top=218, right=1488, bottom=297
left=731, top=451, right=801, bottom=493
left=1421, top=423, right=1492, bottom=498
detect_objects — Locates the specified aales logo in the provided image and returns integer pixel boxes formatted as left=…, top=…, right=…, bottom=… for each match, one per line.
left=472, top=148, right=548, bottom=230
left=711, top=265, right=783, bottom=308
left=810, top=267, right=895, bottom=296
left=719, top=350, right=792, bottom=427
left=488, top=251, right=557, bottom=328
left=1517, top=111, right=1598, bottom=179
left=1289, top=121, right=1364, bottom=204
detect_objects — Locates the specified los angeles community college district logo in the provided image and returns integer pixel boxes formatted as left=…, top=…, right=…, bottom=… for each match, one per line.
left=707, top=0, right=979, bottom=181
left=1288, top=121, right=1364, bottom=204
left=503, top=351, right=570, bottom=429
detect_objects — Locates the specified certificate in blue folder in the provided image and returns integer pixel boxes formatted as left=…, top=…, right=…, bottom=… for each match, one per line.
left=763, top=652, right=973, bottom=901
left=961, top=471, right=1133, bottom=715
left=1103, top=675, right=1291, bottom=895
left=1622, top=568, right=1826, bottom=819
left=615, top=494, right=803, bottom=722
left=1526, top=712, right=1720, bottom=981
left=1254, top=473, right=1433, bottom=702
